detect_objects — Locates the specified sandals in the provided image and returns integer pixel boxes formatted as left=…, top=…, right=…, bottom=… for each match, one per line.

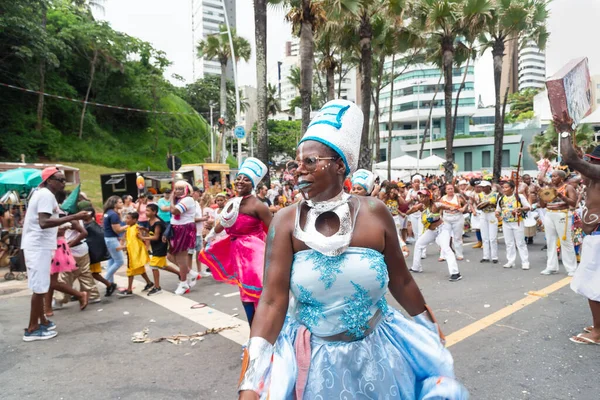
left=584, top=326, right=594, bottom=333
left=569, top=333, right=600, bottom=345
left=79, top=291, right=89, bottom=311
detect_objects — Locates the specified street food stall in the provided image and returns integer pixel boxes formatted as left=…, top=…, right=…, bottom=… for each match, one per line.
left=179, top=163, right=233, bottom=194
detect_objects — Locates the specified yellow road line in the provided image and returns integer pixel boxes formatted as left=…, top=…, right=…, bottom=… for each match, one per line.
left=445, top=277, right=572, bottom=347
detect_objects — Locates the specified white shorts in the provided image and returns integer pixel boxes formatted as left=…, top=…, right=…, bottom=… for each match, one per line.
left=23, top=249, right=54, bottom=294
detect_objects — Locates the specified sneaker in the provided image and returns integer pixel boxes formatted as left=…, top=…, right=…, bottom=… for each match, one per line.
left=106, top=283, right=117, bottom=297
left=147, top=287, right=163, bottom=296
left=541, top=245, right=547, bottom=251
left=23, top=328, right=57, bottom=342
left=492, top=259, right=499, bottom=264
left=200, top=270, right=212, bottom=278
left=40, top=320, right=56, bottom=331
left=142, top=282, right=154, bottom=292
left=117, top=290, right=133, bottom=298
left=187, top=271, right=200, bottom=288
left=480, top=259, right=490, bottom=263
left=540, top=269, right=558, bottom=275
left=449, top=273, right=463, bottom=282
left=51, top=299, right=64, bottom=310
left=409, top=268, right=423, bottom=273
left=175, top=281, right=190, bottom=295
left=89, top=297, right=102, bottom=304
left=472, top=242, right=483, bottom=249
left=522, top=263, right=530, bottom=270
left=568, top=271, right=575, bottom=277
left=503, top=263, right=514, bottom=269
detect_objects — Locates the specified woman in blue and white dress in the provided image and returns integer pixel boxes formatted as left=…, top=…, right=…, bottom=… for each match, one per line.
left=238, top=100, right=468, bottom=400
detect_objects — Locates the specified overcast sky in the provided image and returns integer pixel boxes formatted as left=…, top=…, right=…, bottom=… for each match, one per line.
left=99, top=0, right=600, bottom=106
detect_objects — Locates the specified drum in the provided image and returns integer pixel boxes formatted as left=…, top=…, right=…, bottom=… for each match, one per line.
left=539, top=187, right=557, bottom=202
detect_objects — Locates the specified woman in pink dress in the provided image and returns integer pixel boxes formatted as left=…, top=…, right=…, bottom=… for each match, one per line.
left=199, top=158, right=272, bottom=325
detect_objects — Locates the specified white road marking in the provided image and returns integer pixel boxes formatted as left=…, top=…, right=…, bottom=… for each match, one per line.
left=223, top=291, right=240, bottom=298
left=113, top=275, right=249, bottom=345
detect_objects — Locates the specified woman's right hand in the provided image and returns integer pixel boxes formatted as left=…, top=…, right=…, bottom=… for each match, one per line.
left=238, top=390, right=259, bottom=400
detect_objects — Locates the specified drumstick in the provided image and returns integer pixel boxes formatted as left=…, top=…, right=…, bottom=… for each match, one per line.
left=563, top=212, right=568, bottom=241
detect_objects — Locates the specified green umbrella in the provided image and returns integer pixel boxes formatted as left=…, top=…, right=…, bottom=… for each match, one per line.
left=0, top=168, right=42, bottom=186
left=0, top=168, right=42, bottom=197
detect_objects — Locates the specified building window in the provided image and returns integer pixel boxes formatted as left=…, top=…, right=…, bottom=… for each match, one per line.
left=379, top=149, right=387, bottom=161
left=464, top=152, right=472, bottom=171
left=502, top=149, right=510, bottom=167
left=482, top=151, right=491, bottom=168
left=403, top=124, right=412, bottom=130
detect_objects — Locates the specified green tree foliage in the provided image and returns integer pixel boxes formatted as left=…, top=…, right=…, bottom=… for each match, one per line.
left=0, top=0, right=212, bottom=170
left=251, top=119, right=301, bottom=160
left=528, top=123, right=596, bottom=160
left=506, top=88, right=540, bottom=122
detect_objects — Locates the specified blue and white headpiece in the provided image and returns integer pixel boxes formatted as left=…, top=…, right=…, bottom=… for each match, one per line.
left=351, top=169, right=375, bottom=194
left=299, top=99, right=363, bottom=176
left=238, top=157, right=267, bottom=188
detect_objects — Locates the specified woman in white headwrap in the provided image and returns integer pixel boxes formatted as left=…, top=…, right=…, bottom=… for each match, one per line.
left=238, top=100, right=467, bottom=400
left=198, top=158, right=272, bottom=325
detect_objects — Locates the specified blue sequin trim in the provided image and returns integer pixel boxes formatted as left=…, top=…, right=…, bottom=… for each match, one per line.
left=339, top=281, right=373, bottom=339
left=360, top=249, right=388, bottom=289
left=295, top=284, right=325, bottom=329
left=305, top=251, right=346, bottom=290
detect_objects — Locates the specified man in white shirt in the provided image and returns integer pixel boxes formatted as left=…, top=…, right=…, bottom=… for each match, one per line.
left=20, top=167, right=89, bottom=342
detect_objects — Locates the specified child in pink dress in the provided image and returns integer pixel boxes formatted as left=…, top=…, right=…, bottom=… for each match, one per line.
left=45, top=225, right=89, bottom=316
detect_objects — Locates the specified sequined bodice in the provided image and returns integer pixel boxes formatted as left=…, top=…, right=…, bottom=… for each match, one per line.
left=290, top=247, right=389, bottom=339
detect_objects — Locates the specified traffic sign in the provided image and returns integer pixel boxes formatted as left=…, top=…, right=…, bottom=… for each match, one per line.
left=166, top=155, right=182, bottom=171
left=234, top=125, right=246, bottom=139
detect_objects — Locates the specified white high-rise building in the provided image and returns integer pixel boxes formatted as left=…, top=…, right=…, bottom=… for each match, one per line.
left=192, top=0, right=236, bottom=80
left=518, top=40, right=546, bottom=91
left=279, top=38, right=358, bottom=113
left=377, top=62, right=477, bottom=160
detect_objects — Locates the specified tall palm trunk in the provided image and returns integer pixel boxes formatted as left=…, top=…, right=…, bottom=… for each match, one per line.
left=358, top=12, right=373, bottom=170
left=299, top=0, right=314, bottom=134
left=79, top=48, right=98, bottom=139
left=492, top=39, right=505, bottom=181
left=452, top=55, right=472, bottom=137
left=218, top=61, right=228, bottom=162
left=326, top=64, right=335, bottom=101
left=442, top=38, right=454, bottom=182
left=374, top=54, right=385, bottom=163
left=254, top=0, right=269, bottom=179
left=419, top=75, right=442, bottom=159
left=35, top=6, right=47, bottom=132
left=337, top=57, right=343, bottom=98
left=387, top=54, right=395, bottom=181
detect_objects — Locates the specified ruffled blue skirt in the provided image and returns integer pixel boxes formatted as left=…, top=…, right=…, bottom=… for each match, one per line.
left=263, top=309, right=469, bottom=399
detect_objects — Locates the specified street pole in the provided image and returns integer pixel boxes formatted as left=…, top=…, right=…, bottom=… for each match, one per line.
left=221, top=0, right=241, bottom=167
left=429, top=109, right=433, bottom=157
left=416, top=81, right=420, bottom=172
left=209, top=104, right=214, bottom=162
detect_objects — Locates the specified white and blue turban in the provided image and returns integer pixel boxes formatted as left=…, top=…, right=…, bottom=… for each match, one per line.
left=299, top=99, right=364, bottom=176
left=238, top=157, right=267, bottom=188
left=351, top=169, right=375, bottom=194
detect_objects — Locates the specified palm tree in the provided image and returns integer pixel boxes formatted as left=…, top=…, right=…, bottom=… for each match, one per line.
left=528, top=123, right=596, bottom=160
left=267, top=83, right=282, bottom=116
left=413, top=0, right=491, bottom=181
left=287, top=65, right=301, bottom=91
left=197, top=25, right=251, bottom=162
left=479, top=0, right=549, bottom=181
left=255, top=0, right=269, bottom=178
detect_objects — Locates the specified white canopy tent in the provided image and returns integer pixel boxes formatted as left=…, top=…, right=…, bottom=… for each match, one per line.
left=374, top=155, right=419, bottom=170
left=419, top=155, right=446, bottom=169
left=373, top=169, right=411, bottom=182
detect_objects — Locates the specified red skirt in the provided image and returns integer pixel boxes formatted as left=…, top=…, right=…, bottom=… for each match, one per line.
left=169, top=223, right=196, bottom=254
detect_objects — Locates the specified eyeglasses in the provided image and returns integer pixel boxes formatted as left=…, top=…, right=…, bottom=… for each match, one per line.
left=295, top=156, right=339, bottom=172
left=49, top=177, right=67, bottom=183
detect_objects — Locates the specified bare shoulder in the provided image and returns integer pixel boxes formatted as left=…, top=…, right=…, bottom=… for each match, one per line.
left=356, top=196, right=391, bottom=218
left=271, top=203, right=296, bottom=232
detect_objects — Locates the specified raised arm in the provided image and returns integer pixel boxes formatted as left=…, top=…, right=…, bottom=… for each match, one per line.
left=39, top=211, right=90, bottom=230
left=560, top=133, right=600, bottom=180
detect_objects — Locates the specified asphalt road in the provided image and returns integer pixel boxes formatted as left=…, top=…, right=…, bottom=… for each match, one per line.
left=0, top=232, right=597, bottom=400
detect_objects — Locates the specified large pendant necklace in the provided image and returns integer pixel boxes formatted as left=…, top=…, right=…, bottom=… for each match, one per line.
left=293, top=192, right=358, bottom=256
left=220, top=196, right=246, bottom=228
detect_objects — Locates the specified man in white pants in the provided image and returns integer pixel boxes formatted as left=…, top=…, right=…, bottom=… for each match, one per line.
left=538, top=170, right=578, bottom=275
left=496, top=181, right=530, bottom=269
left=476, top=180, right=499, bottom=263
left=410, top=190, right=462, bottom=282
left=406, top=175, right=425, bottom=256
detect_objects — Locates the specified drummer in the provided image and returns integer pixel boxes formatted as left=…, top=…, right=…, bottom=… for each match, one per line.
left=538, top=170, right=578, bottom=276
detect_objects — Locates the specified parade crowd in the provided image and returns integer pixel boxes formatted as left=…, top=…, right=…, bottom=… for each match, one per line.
left=15, top=99, right=600, bottom=398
